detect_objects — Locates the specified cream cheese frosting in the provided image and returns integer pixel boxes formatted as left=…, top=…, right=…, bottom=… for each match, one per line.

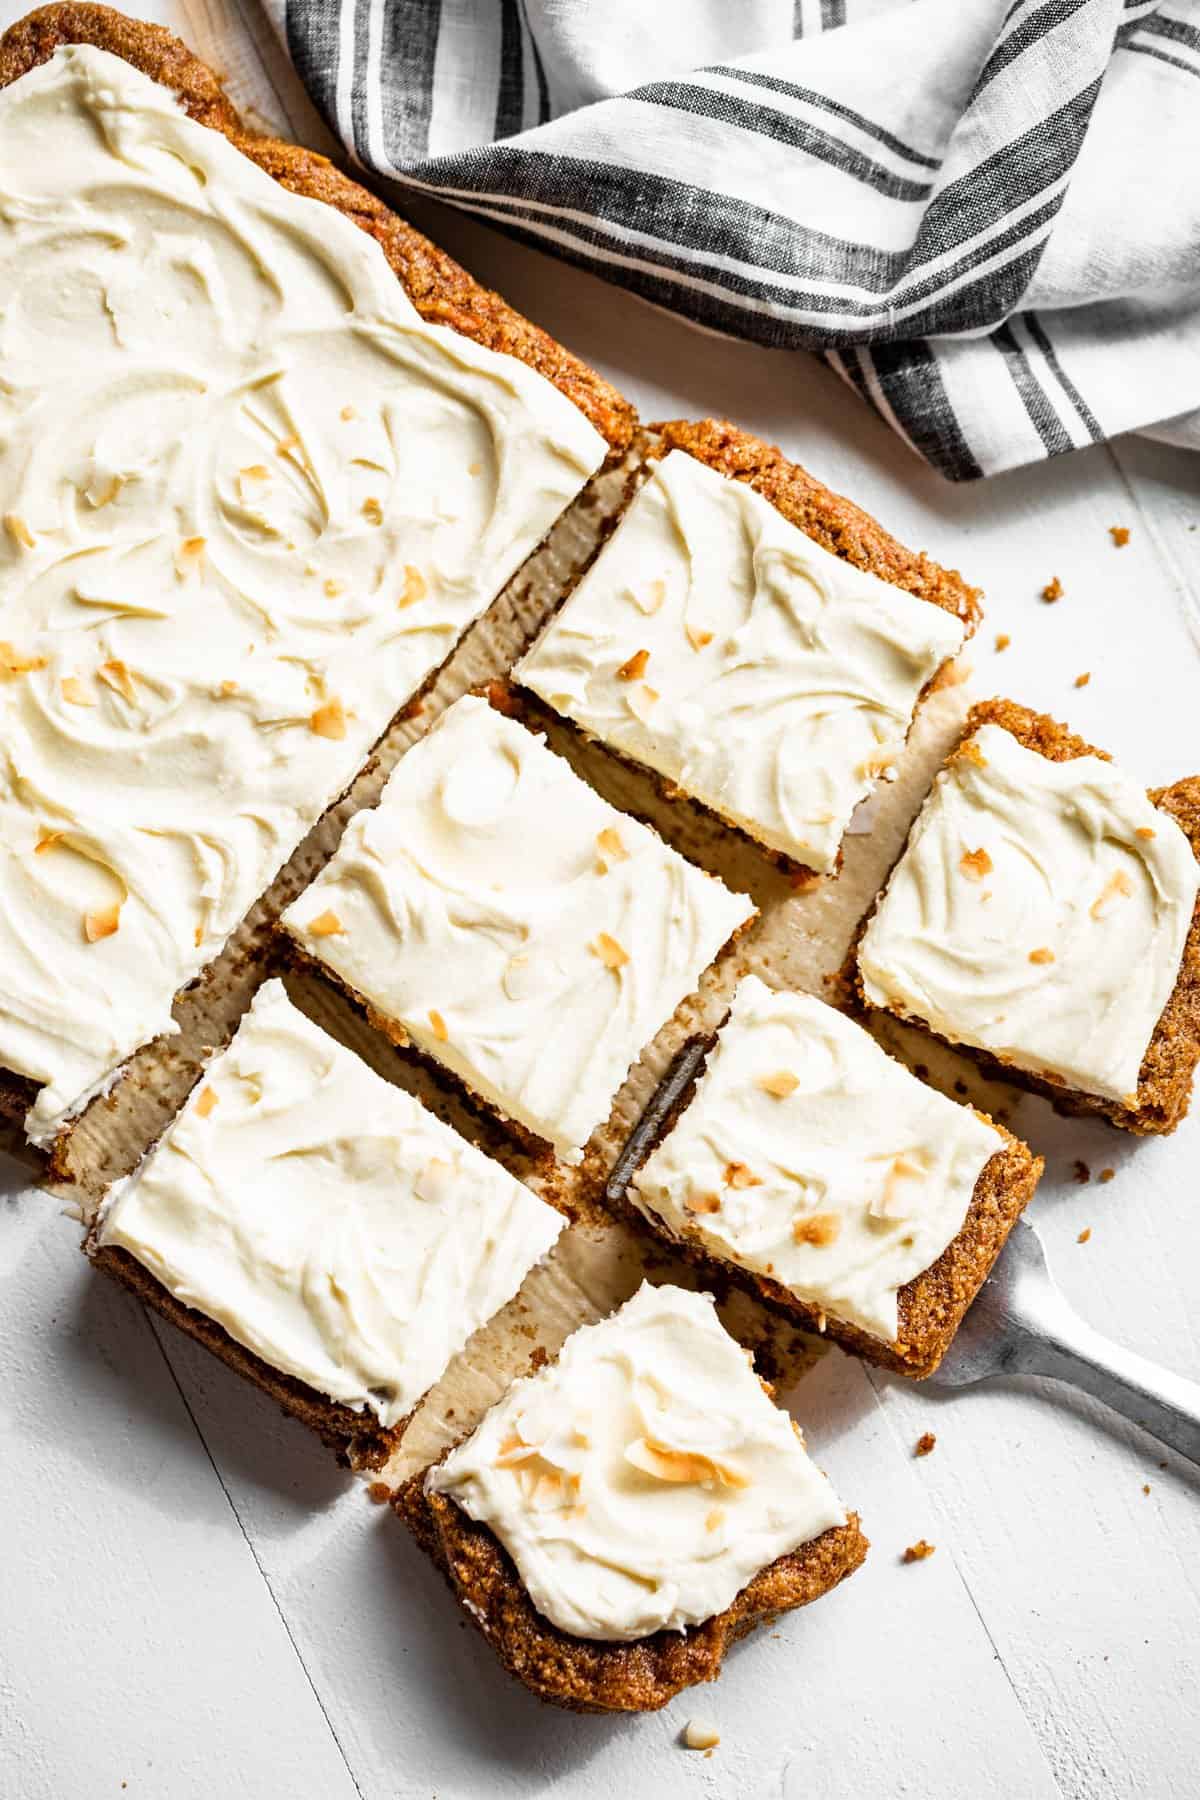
left=98, top=979, right=563, bottom=1426
left=282, top=695, right=755, bottom=1161
left=859, top=723, right=1199, bottom=1103
left=427, top=1281, right=845, bottom=1640
left=516, top=449, right=967, bottom=872
left=0, top=47, right=606, bottom=1146
left=631, top=976, right=1005, bottom=1343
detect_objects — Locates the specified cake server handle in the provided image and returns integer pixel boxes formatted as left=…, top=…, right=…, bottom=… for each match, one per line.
left=1021, top=1311, right=1200, bottom=1469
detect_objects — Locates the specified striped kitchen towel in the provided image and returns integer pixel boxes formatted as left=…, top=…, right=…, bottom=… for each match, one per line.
left=271, top=0, right=1200, bottom=480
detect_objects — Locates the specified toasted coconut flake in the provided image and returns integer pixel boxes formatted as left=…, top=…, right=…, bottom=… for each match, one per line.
left=704, top=1508, right=725, bottom=1532
left=323, top=578, right=345, bottom=598
left=1090, top=869, right=1134, bottom=920
left=0, top=641, right=47, bottom=676
left=625, top=1437, right=749, bottom=1490
left=684, top=1191, right=722, bottom=1215
left=194, top=1086, right=220, bottom=1119
left=399, top=565, right=427, bottom=608
left=310, top=698, right=347, bottom=740
left=590, top=931, right=629, bottom=971
left=757, top=1069, right=798, bottom=1099
left=83, top=901, right=121, bottom=943
left=1136, top=826, right=1156, bottom=840
left=858, top=749, right=897, bottom=780
left=468, top=461, right=483, bottom=477
left=872, top=1153, right=926, bottom=1221
left=1028, top=947, right=1056, bottom=965
left=98, top=659, right=137, bottom=703
left=3, top=512, right=35, bottom=549
left=595, top=827, right=629, bottom=867
left=35, top=827, right=64, bottom=856
left=219, top=680, right=239, bottom=697
left=616, top=647, right=650, bottom=682
left=340, top=405, right=356, bottom=421
left=361, top=496, right=383, bottom=526
left=792, top=1211, right=841, bottom=1247
left=724, top=1161, right=760, bottom=1190
left=685, top=622, right=713, bottom=651
left=428, top=1008, right=449, bottom=1042
left=630, top=578, right=666, bottom=616
left=174, top=535, right=206, bottom=577
left=959, top=846, right=993, bottom=882
left=194, top=924, right=203, bottom=947
left=276, top=433, right=300, bottom=457
left=307, top=909, right=345, bottom=937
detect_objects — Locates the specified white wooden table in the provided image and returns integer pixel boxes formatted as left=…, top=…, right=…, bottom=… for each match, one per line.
left=1, top=7, right=1198, bottom=1796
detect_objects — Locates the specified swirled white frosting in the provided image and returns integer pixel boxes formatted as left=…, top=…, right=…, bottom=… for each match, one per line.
left=0, top=47, right=605, bottom=1145
left=516, top=449, right=966, bottom=872
left=631, top=976, right=1004, bottom=1343
left=859, top=723, right=1199, bottom=1102
left=427, top=1281, right=845, bottom=1640
left=99, top=979, right=562, bottom=1425
left=283, top=695, right=755, bottom=1161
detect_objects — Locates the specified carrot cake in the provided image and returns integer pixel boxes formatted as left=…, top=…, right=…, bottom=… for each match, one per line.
left=626, top=976, right=1040, bottom=1376
left=395, top=1282, right=866, bottom=1710
left=516, top=446, right=970, bottom=873
left=0, top=38, right=609, bottom=1153
left=281, top=694, right=755, bottom=1162
left=858, top=700, right=1200, bottom=1134
left=94, top=979, right=563, bottom=1459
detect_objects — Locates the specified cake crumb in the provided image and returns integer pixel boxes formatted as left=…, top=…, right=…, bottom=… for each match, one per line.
left=902, top=1540, right=935, bottom=1563
left=1074, top=671, right=1091, bottom=688
left=1143, top=1483, right=1151, bottom=1495
left=683, top=1719, right=720, bottom=1751
left=915, top=1432, right=936, bottom=1457
left=1072, top=1159, right=1091, bottom=1184
left=1077, top=1227, right=1092, bottom=1244
left=1041, top=575, right=1063, bottom=602
left=1098, top=1167, right=1115, bottom=1184
left=994, top=632, right=1011, bottom=652
left=1109, top=525, right=1130, bottom=547
left=368, top=1481, right=391, bottom=1505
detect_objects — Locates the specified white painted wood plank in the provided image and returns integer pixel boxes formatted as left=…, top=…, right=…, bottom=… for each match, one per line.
left=0, top=1161, right=363, bottom=1800
left=156, top=1320, right=1061, bottom=1800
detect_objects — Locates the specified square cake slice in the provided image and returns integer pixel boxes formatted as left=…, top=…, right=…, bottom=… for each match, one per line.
left=0, top=40, right=610, bottom=1156
left=394, top=1282, right=866, bottom=1711
left=858, top=700, right=1200, bottom=1134
left=516, top=444, right=972, bottom=874
left=282, top=694, right=756, bottom=1162
left=94, top=978, right=563, bottom=1466
left=626, top=976, right=1041, bottom=1377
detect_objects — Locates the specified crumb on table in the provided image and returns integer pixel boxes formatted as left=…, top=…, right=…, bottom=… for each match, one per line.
left=1072, top=1160, right=1091, bottom=1184
left=915, top=1432, right=937, bottom=1457
left=1110, top=525, right=1130, bottom=547
left=1098, top=1167, right=1115, bottom=1184
left=684, top=1719, right=721, bottom=1751
left=995, top=632, right=1011, bottom=652
left=1042, top=576, right=1063, bottom=602
left=1074, top=671, right=1091, bottom=688
left=1143, top=1483, right=1151, bottom=1495
left=368, top=1481, right=391, bottom=1504
left=1077, top=1227, right=1092, bottom=1244
left=903, top=1540, right=936, bottom=1563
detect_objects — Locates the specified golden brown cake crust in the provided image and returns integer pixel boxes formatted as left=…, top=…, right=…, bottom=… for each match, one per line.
left=606, top=1032, right=1042, bottom=1379
left=87, top=1234, right=399, bottom=1469
left=653, top=418, right=982, bottom=630
left=393, top=1474, right=867, bottom=1713
left=0, top=7, right=634, bottom=453
left=854, top=697, right=1200, bottom=1137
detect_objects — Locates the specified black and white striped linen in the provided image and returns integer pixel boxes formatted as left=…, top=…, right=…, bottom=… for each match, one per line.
left=269, top=0, right=1200, bottom=480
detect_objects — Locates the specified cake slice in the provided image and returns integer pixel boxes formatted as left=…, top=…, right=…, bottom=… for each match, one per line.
left=0, top=15, right=627, bottom=1161
left=857, top=699, right=1200, bottom=1134
left=281, top=694, right=756, bottom=1163
left=393, top=1282, right=866, bottom=1711
left=92, top=978, right=564, bottom=1466
left=622, top=976, right=1041, bottom=1377
left=516, top=429, right=978, bottom=875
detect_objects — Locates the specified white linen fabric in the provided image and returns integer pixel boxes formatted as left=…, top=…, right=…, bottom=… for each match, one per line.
left=270, top=0, right=1200, bottom=479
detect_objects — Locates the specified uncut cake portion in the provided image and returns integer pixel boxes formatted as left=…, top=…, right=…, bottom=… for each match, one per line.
left=626, top=976, right=1041, bottom=1378
left=394, top=1282, right=866, bottom=1712
left=0, top=33, right=614, bottom=1156
left=93, top=979, right=564, bottom=1467
left=858, top=700, right=1200, bottom=1135
left=517, top=436, right=976, bottom=874
left=282, top=694, right=755, bottom=1163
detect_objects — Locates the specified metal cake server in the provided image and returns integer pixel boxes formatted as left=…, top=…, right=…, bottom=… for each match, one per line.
left=928, top=1216, right=1200, bottom=1468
